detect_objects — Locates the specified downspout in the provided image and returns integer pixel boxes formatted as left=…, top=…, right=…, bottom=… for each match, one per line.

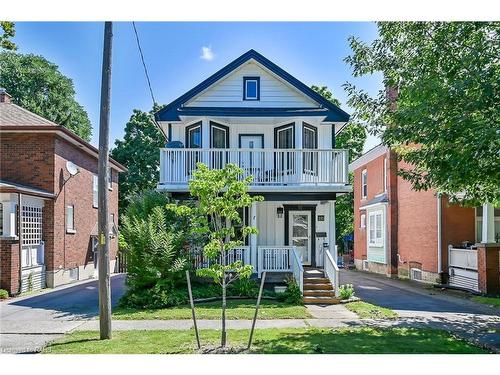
left=437, top=193, right=442, bottom=277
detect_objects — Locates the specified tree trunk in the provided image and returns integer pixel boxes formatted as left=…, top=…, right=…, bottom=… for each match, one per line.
left=221, top=271, right=227, bottom=347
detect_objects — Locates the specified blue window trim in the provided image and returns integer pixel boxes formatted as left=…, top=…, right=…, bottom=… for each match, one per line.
left=243, top=77, right=260, bottom=101
left=155, top=49, right=350, bottom=123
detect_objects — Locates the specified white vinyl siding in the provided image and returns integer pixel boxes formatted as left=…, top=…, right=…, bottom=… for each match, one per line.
left=93, top=175, right=98, bottom=208
left=186, top=61, right=317, bottom=108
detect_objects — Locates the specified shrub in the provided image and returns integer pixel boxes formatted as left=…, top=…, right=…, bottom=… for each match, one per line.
left=276, top=277, right=303, bottom=305
left=339, top=284, right=355, bottom=300
left=0, top=289, right=8, bottom=299
left=229, top=278, right=259, bottom=298
left=119, top=203, right=190, bottom=308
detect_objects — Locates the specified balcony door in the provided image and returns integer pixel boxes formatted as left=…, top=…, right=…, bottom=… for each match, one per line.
left=239, top=134, right=264, bottom=178
left=210, top=122, right=229, bottom=169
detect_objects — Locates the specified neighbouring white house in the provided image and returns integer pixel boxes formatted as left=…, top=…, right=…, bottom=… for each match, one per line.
left=155, top=50, right=352, bottom=303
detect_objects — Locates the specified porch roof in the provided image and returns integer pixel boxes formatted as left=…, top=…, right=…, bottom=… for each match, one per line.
left=0, top=179, right=55, bottom=199
left=359, top=194, right=389, bottom=210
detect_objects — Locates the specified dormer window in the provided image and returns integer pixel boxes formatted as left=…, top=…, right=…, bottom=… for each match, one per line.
left=243, top=77, right=260, bottom=100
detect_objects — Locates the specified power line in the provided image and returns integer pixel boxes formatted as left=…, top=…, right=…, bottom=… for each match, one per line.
left=132, top=22, right=156, bottom=106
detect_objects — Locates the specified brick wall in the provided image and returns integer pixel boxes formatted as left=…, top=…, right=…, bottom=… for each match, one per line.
left=0, top=239, right=20, bottom=295
left=0, top=133, right=55, bottom=192
left=51, top=136, right=119, bottom=273
left=396, top=160, right=439, bottom=277
left=1, top=132, right=120, bottom=289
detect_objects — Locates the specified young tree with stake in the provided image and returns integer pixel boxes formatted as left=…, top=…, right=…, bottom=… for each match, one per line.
left=169, top=163, right=263, bottom=348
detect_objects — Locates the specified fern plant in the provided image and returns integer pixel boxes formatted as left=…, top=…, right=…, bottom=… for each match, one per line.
left=120, top=206, right=188, bottom=295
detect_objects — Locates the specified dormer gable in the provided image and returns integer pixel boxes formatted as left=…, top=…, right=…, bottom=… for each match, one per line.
left=155, top=49, right=350, bottom=123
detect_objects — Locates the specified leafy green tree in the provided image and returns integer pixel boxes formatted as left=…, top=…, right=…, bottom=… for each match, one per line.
left=0, top=52, right=92, bottom=140
left=111, top=108, right=165, bottom=210
left=168, top=163, right=263, bottom=348
left=344, top=22, right=500, bottom=205
left=1, top=22, right=16, bottom=50
left=311, top=85, right=366, bottom=250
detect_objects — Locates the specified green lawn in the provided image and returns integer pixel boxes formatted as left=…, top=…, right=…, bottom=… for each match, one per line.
left=345, top=301, right=398, bottom=319
left=113, top=299, right=311, bottom=320
left=43, top=327, right=487, bottom=354
left=472, top=296, right=500, bottom=308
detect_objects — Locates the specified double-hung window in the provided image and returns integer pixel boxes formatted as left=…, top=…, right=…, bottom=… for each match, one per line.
left=360, top=213, right=366, bottom=229
left=368, top=211, right=383, bottom=246
left=66, top=205, right=75, bottom=233
left=92, top=175, right=98, bottom=208
left=243, top=77, right=260, bottom=101
left=361, top=169, right=368, bottom=199
left=108, top=167, right=113, bottom=190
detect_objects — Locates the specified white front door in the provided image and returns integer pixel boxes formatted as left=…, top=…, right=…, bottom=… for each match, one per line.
left=289, top=210, right=312, bottom=266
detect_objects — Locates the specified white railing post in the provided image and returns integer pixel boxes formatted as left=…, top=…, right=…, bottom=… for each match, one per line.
left=290, top=246, right=304, bottom=294
left=159, top=149, right=165, bottom=184
left=324, top=249, right=340, bottom=297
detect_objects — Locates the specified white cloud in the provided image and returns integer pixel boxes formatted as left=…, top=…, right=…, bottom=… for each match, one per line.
left=200, top=46, right=215, bottom=61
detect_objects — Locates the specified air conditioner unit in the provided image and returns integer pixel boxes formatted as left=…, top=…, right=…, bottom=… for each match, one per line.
left=410, top=268, right=422, bottom=281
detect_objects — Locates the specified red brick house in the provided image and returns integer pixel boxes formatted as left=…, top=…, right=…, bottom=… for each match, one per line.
left=349, top=144, right=499, bottom=294
left=0, top=90, right=126, bottom=295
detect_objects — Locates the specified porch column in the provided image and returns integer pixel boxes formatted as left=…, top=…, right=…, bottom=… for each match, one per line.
left=328, top=200, right=337, bottom=263
left=294, top=120, right=303, bottom=182
left=201, top=118, right=210, bottom=167
left=1, top=197, right=18, bottom=238
left=201, top=117, right=210, bottom=148
left=481, top=203, right=495, bottom=244
left=477, top=203, right=499, bottom=294
left=250, top=202, right=258, bottom=274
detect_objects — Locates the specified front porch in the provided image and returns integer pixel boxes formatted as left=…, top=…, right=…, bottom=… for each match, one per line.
left=192, top=199, right=341, bottom=300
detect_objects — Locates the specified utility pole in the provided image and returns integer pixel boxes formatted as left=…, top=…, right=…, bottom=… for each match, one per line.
left=97, top=21, right=113, bottom=340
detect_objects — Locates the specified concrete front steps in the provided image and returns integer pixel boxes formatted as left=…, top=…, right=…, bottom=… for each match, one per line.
left=303, top=268, right=340, bottom=305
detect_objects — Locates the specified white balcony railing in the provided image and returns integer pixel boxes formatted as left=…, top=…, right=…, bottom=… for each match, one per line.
left=159, top=148, right=349, bottom=188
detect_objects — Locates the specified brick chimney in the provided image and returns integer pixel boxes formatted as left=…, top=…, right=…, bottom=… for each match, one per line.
left=0, top=88, right=12, bottom=103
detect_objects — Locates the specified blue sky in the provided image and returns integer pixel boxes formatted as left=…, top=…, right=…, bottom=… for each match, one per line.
left=12, top=22, right=382, bottom=151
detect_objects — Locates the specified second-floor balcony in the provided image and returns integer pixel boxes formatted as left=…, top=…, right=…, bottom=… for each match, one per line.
left=159, top=148, right=350, bottom=192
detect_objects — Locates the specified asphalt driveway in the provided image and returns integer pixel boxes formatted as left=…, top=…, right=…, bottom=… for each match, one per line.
left=0, top=274, right=126, bottom=353
left=340, top=269, right=500, bottom=351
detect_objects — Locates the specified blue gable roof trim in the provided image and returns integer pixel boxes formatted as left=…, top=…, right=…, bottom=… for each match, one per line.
left=155, top=49, right=350, bottom=123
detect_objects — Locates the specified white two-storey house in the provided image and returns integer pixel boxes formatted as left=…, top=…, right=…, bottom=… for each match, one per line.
left=156, top=50, right=351, bottom=302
